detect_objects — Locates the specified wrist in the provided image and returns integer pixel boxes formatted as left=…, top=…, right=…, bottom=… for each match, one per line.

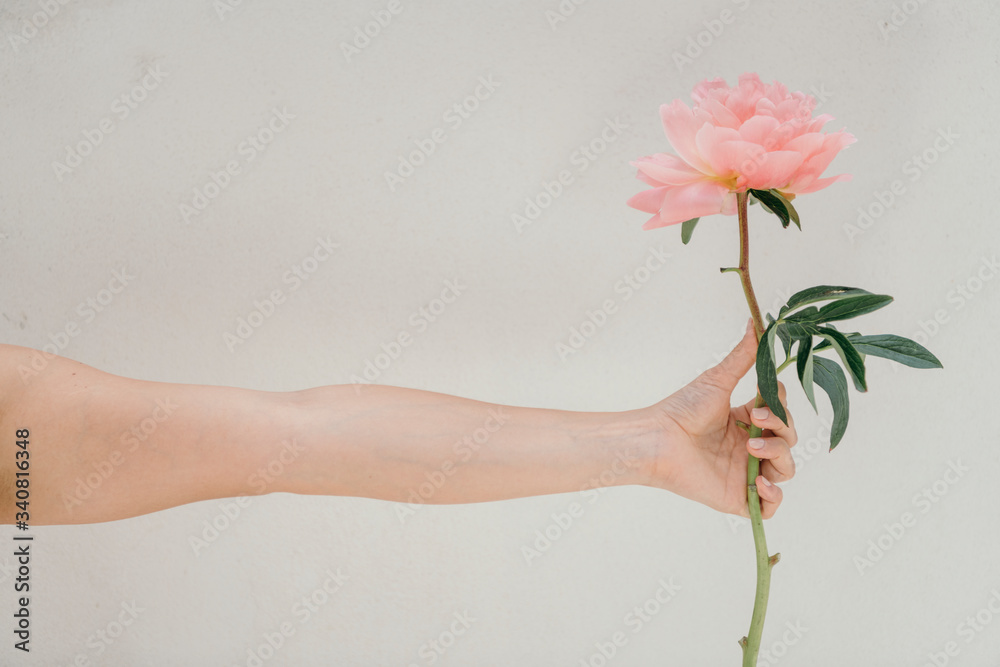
left=589, top=408, right=668, bottom=491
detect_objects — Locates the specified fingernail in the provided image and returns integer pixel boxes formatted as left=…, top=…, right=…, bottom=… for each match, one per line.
left=746, top=318, right=754, bottom=336
left=752, top=407, right=769, bottom=420
left=759, top=476, right=772, bottom=487
left=749, top=438, right=765, bottom=450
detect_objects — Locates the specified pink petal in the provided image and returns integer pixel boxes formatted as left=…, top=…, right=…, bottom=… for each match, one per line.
left=720, top=191, right=738, bottom=215
left=743, top=150, right=805, bottom=190
left=636, top=168, right=662, bottom=187
left=788, top=173, right=852, bottom=195
left=780, top=132, right=828, bottom=158
left=642, top=213, right=663, bottom=230
left=645, top=181, right=732, bottom=228
left=805, top=114, right=834, bottom=132
left=702, top=98, right=741, bottom=129
left=794, top=133, right=856, bottom=181
left=691, top=77, right=729, bottom=104
left=774, top=98, right=803, bottom=121
left=754, top=98, right=777, bottom=117
left=660, top=100, right=713, bottom=174
left=738, top=115, right=781, bottom=145
left=627, top=186, right=669, bottom=213
left=694, top=125, right=750, bottom=176
left=631, top=154, right=705, bottom=185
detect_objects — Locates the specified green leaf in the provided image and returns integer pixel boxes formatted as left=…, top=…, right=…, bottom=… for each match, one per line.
left=817, top=326, right=867, bottom=392
left=681, top=218, right=699, bottom=244
left=813, top=330, right=859, bottom=352
left=780, top=286, right=875, bottom=316
left=849, top=334, right=943, bottom=369
left=796, top=336, right=817, bottom=412
left=755, top=322, right=788, bottom=426
left=784, top=306, right=821, bottom=323
left=812, top=356, right=850, bottom=450
left=769, top=190, right=801, bottom=230
left=749, top=189, right=791, bottom=228
left=815, top=294, right=894, bottom=323
left=783, top=321, right=821, bottom=339
left=776, top=321, right=792, bottom=359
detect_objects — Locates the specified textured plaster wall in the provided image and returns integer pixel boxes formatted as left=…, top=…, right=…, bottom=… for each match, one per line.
left=1, top=1, right=998, bottom=665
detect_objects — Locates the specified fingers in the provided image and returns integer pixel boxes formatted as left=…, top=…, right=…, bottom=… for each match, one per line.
left=750, top=381, right=797, bottom=447
left=755, top=474, right=783, bottom=519
left=746, top=435, right=795, bottom=482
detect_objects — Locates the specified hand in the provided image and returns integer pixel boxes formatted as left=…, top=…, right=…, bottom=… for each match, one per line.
left=647, top=319, right=798, bottom=519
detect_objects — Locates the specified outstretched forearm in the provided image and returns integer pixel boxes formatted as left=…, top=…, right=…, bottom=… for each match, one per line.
left=280, top=384, right=661, bottom=505
left=0, top=345, right=663, bottom=525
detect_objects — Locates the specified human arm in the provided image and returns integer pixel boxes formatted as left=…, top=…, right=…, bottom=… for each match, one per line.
left=0, top=321, right=796, bottom=526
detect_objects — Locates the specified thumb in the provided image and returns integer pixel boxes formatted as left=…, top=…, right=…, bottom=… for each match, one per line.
left=701, top=318, right=758, bottom=394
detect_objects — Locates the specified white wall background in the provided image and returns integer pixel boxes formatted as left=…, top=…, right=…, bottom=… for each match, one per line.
left=1, top=0, right=998, bottom=665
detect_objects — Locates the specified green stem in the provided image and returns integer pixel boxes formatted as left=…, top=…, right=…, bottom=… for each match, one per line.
left=730, top=191, right=780, bottom=667
left=776, top=355, right=797, bottom=374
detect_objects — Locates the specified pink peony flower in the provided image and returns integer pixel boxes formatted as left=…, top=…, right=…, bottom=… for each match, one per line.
left=628, top=73, right=856, bottom=230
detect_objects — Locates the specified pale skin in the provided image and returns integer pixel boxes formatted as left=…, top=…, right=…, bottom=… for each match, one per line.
left=0, top=319, right=797, bottom=526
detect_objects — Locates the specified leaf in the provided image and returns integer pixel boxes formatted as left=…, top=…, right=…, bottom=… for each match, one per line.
left=755, top=322, right=788, bottom=426
left=681, top=218, right=699, bottom=244
left=817, top=326, right=867, bottom=392
left=849, top=334, right=943, bottom=369
left=796, top=336, right=817, bottom=412
left=813, top=330, right=859, bottom=352
left=784, top=306, right=821, bottom=323
left=783, top=321, right=821, bottom=339
left=769, top=190, right=801, bottom=230
left=780, top=286, right=874, bottom=317
left=776, top=321, right=792, bottom=359
left=815, top=294, right=894, bottom=323
left=812, top=356, right=850, bottom=450
left=749, top=189, right=791, bottom=228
